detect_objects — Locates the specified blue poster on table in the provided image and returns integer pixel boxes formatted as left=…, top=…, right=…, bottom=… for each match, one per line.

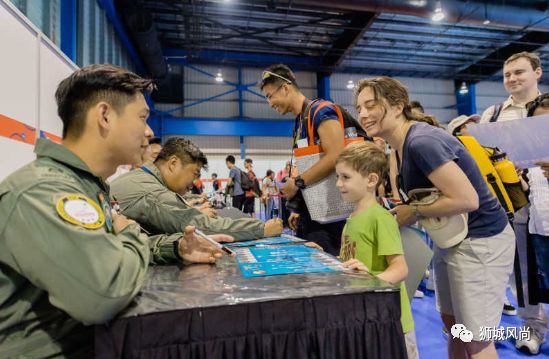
left=235, top=244, right=345, bottom=277
left=227, top=235, right=305, bottom=248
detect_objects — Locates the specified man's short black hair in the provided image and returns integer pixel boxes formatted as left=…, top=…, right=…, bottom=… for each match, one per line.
left=245, top=158, right=253, bottom=164
left=149, top=136, right=162, bottom=145
left=155, top=137, right=207, bottom=169
left=212, top=173, right=218, bottom=178
left=226, top=155, right=236, bottom=164
left=259, top=64, right=298, bottom=90
left=55, top=64, right=155, bottom=139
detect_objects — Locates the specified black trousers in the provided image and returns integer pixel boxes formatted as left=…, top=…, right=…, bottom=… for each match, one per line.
left=243, top=196, right=255, bottom=214
left=232, top=194, right=246, bottom=211
left=296, top=202, right=345, bottom=256
left=280, top=198, right=290, bottom=227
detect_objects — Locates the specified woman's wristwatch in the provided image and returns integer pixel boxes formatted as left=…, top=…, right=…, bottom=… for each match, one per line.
left=294, top=175, right=307, bottom=189
left=410, top=203, right=421, bottom=218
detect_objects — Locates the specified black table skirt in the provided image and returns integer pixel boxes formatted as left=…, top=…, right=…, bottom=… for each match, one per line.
left=95, top=291, right=406, bottom=359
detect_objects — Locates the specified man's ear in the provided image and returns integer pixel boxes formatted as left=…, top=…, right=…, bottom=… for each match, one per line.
left=283, top=83, right=291, bottom=96
left=167, top=155, right=179, bottom=172
left=96, top=102, right=111, bottom=132
left=535, top=67, right=542, bottom=81
left=368, top=172, right=380, bottom=188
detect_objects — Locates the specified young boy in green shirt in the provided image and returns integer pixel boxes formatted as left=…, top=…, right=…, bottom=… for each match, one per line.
left=336, top=141, right=418, bottom=359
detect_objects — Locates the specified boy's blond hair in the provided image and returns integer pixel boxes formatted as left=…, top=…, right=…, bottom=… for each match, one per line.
left=336, top=141, right=388, bottom=186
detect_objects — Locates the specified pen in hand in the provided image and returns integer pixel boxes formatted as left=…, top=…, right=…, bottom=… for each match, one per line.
left=193, top=228, right=235, bottom=256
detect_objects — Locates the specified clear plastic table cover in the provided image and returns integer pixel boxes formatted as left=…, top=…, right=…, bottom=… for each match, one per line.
left=119, top=256, right=398, bottom=318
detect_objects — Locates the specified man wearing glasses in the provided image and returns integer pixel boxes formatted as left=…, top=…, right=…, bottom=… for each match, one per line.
left=259, top=64, right=346, bottom=255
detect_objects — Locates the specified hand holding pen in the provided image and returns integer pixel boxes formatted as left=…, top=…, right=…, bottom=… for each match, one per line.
left=177, top=226, right=236, bottom=264
left=193, top=227, right=236, bottom=256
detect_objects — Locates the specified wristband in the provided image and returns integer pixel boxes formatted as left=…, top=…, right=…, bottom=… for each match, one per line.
left=173, top=237, right=185, bottom=261
left=410, top=204, right=421, bottom=218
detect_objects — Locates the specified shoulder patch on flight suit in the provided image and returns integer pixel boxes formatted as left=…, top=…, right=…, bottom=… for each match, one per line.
left=56, top=194, right=105, bottom=229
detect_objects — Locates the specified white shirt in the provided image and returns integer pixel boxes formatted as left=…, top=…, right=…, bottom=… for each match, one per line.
left=106, top=164, right=132, bottom=183
left=528, top=168, right=549, bottom=236
left=480, top=92, right=543, bottom=225
left=480, top=92, right=541, bottom=124
left=262, top=177, right=278, bottom=196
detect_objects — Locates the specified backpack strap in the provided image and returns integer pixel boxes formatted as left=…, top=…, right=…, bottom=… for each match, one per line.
left=489, top=102, right=504, bottom=122
left=298, top=99, right=319, bottom=146
left=306, top=100, right=344, bottom=145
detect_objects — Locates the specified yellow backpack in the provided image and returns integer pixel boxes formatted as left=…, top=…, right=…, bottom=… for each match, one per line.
left=457, top=136, right=526, bottom=216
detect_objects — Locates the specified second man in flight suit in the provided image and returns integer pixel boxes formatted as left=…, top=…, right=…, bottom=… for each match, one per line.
left=110, top=137, right=283, bottom=240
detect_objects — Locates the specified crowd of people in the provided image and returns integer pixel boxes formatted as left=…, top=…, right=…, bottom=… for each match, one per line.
left=261, top=52, right=549, bottom=358
left=0, top=50, right=547, bottom=358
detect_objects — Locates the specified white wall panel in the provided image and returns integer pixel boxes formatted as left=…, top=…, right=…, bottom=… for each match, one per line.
left=39, top=38, right=77, bottom=137
left=0, top=0, right=77, bottom=181
left=242, top=91, right=264, bottom=102
left=0, top=138, right=36, bottom=177
left=0, top=1, right=38, bottom=124
left=183, top=102, right=240, bottom=118
left=184, top=83, right=239, bottom=101
left=245, top=136, right=293, bottom=155
left=156, top=102, right=240, bottom=118
left=182, top=64, right=317, bottom=121
left=475, top=80, right=509, bottom=115
left=1, top=1, right=39, bottom=180
left=243, top=102, right=290, bottom=119
left=185, top=64, right=238, bottom=84
left=171, top=134, right=240, bottom=153
left=156, top=102, right=182, bottom=117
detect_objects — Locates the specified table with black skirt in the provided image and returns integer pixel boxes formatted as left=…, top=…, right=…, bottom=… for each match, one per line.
left=95, top=256, right=406, bottom=358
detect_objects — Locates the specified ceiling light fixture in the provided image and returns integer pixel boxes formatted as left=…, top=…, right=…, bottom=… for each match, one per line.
left=346, top=80, right=355, bottom=90
left=431, top=1, right=445, bottom=22
left=409, top=0, right=427, bottom=7
left=215, top=71, right=223, bottom=82
left=459, top=81, right=468, bottom=95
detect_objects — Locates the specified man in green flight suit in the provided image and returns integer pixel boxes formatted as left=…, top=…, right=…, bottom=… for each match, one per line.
left=0, top=64, right=230, bottom=358
left=110, top=137, right=284, bottom=240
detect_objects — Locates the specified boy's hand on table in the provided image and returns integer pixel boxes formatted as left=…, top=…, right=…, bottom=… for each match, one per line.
left=304, top=242, right=323, bottom=251
left=264, top=218, right=283, bottom=236
left=342, top=259, right=369, bottom=273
